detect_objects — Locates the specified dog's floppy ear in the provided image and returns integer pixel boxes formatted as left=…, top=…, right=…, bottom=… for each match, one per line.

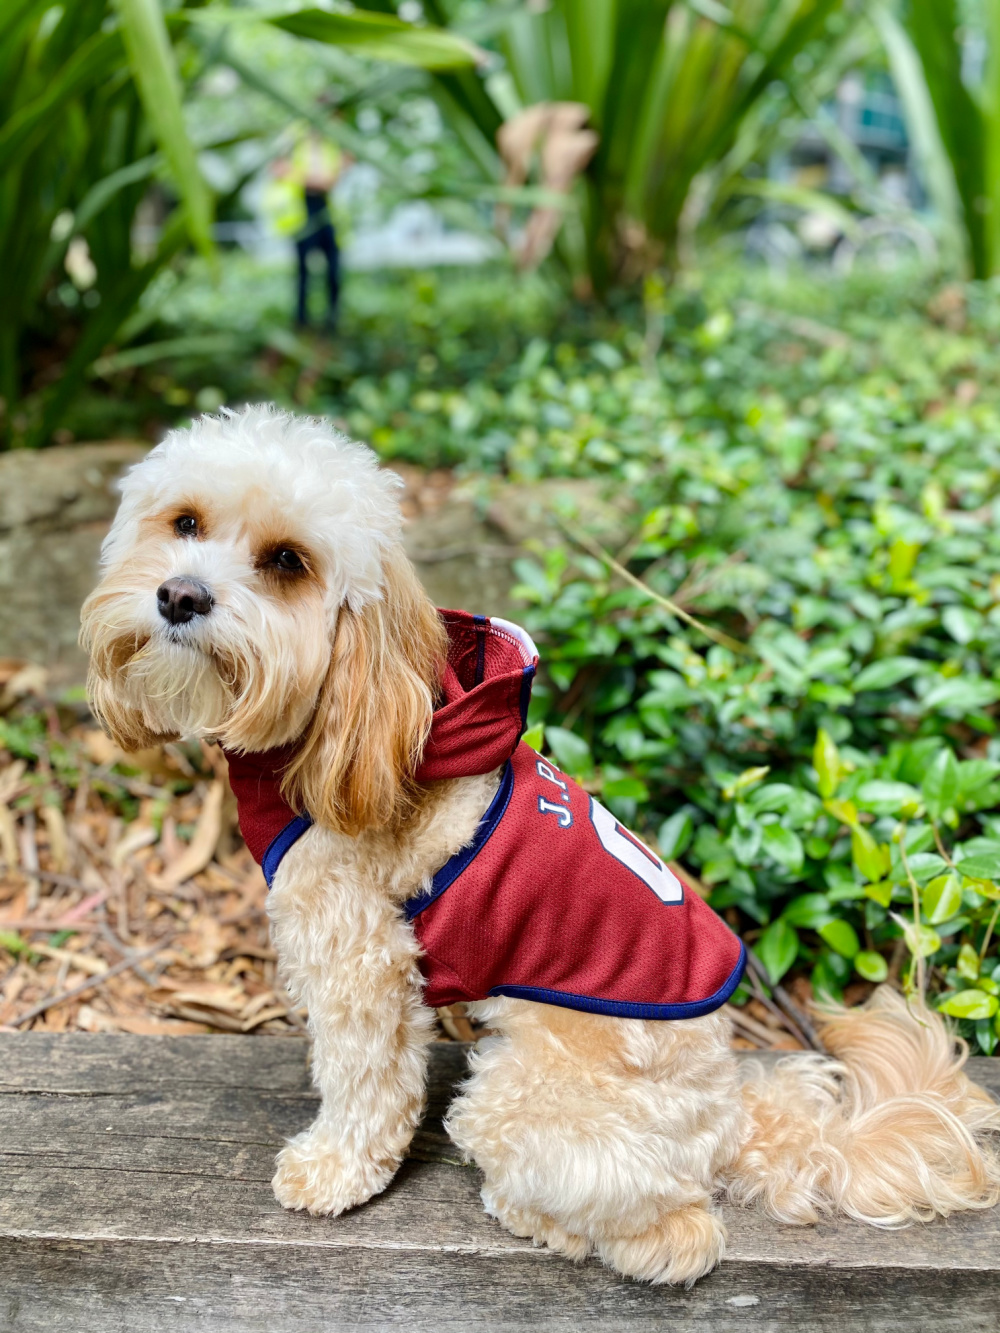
left=281, top=548, right=447, bottom=835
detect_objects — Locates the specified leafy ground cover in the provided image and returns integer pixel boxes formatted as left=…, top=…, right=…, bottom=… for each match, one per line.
left=498, top=264, right=1000, bottom=1047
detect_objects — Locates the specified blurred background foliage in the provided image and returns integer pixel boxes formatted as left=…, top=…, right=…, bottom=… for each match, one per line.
left=3, top=0, right=1000, bottom=1037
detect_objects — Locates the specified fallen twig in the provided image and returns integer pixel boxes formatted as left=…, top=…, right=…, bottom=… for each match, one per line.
left=564, top=526, right=750, bottom=655
left=724, top=1004, right=786, bottom=1048
left=745, top=948, right=826, bottom=1053
left=11, top=935, right=178, bottom=1028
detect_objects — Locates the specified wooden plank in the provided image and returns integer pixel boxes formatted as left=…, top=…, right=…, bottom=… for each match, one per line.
left=1, top=1035, right=999, bottom=1333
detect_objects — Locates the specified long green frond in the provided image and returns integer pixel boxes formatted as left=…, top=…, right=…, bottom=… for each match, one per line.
left=268, top=7, right=479, bottom=70
left=115, top=0, right=214, bottom=257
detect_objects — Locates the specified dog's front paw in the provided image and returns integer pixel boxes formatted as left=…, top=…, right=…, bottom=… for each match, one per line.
left=272, top=1130, right=398, bottom=1216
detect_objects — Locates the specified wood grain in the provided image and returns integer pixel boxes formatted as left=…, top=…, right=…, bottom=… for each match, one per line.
left=2, top=1035, right=999, bottom=1332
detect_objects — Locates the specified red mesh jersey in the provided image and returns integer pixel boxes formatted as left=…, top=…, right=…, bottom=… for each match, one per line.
left=224, top=611, right=745, bottom=1020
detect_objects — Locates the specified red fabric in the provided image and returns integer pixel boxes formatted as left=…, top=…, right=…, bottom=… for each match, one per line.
left=223, top=608, right=744, bottom=1019
left=414, top=610, right=535, bottom=781
left=411, top=742, right=744, bottom=1017
left=224, top=742, right=300, bottom=865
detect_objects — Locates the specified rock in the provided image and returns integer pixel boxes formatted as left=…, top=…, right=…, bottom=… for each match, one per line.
left=403, top=497, right=520, bottom=618
left=0, top=443, right=147, bottom=680
left=484, top=477, right=635, bottom=550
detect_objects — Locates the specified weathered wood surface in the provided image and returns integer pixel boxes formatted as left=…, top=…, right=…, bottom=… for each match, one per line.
left=1, top=1035, right=999, bottom=1333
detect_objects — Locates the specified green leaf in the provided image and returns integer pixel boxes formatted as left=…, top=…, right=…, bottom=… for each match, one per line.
left=115, top=0, right=213, bottom=257
left=0, top=931, right=28, bottom=957
left=729, top=822, right=762, bottom=866
left=521, top=721, right=545, bottom=753
left=920, top=678, right=1000, bottom=713
left=942, top=605, right=981, bottom=645
left=892, top=914, right=941, bottom=959
left=956, top=852, right=1000, bottom=879
left=757, top=919, right=799, bottom=985
left=922, top=872, right=963, bottom=925
left=722, top=765, right=770, bottom=800
left=852, top=826, right=888, bottom=882
left=957, top=760, right=1000, bottom=797
left=898, top=851, right=948, bottom=883
left=658, top=810, right=693, bottom=860
left=864, top=879, right=894, bottom=908
left=922, top=747, right=958, bottom=821
left=269, top=8, right=479, bottom=70
left=963, top=875, right=1000, bottom=901
left=957, top=942, right=982, bottom=981
left=544, top=726, right=592, bottom=778
left=761, top=824, right=804, bottom=873
left=813, top=728, right=841, bottom=798
left=855, top=780, right=923, bottom=817
left=602, top=776, right=649, bottom=802
left=818, top=918, right=860, bottom=959
left=825, top=797, right=858, bottom=828
left=852, top=657, right=923, bottom=692
left=781, top=893, right=834, bottom=928
left=938, top=990, right=999, bottom=1020
left=855, top=950, right=889, bottom=982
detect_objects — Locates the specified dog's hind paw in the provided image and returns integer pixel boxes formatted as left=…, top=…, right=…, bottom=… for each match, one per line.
left=272, top=1130, right=397, bottom=1216
left=595, top=1204, right=727, bottom=1287
left=482, top=1186, right=592, bottom=1263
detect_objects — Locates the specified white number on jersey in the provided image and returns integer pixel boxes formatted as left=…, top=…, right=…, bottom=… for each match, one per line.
left=588, top=799, right=684, bottom=904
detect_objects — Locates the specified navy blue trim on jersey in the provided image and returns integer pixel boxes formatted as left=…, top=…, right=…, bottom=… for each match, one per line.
left=488, top=941, right=747, bottom=1020
left=518, top=664, right=535, bottom=731
left=262, top=815, right=313, bottom=889
left=404, top=760, right=515, bottom=921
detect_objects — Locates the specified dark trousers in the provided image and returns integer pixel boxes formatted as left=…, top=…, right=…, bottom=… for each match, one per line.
left=295, top=220, right=340, bottom=328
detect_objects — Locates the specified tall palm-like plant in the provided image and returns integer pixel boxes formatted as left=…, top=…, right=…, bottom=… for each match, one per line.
left=877, top=0, right=1000, bottom=279
left=0, top=0, right=475, bottom=447
left=403, top=0, right=852, bottom=288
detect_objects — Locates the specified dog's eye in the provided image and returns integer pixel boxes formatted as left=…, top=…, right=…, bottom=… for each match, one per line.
left=174, top=515, right=198, bottom=538
left=274, top=548, right=304, bottom=571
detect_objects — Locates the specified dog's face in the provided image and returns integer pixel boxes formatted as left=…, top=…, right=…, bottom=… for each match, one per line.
left=81, top=405, right=445, bottom=833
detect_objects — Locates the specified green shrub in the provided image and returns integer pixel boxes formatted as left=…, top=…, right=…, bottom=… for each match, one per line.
left=498, top=266, right=1000, bottom=1047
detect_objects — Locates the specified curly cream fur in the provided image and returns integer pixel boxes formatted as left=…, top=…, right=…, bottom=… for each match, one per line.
left=81, top=405, right=1000, bottom=1287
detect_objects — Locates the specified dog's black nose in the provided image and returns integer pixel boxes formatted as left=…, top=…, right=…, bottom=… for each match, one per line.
left=156, top=577, right=213, bottom=625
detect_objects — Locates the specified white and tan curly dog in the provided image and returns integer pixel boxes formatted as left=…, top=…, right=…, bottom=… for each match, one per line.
left=81, top=405, right=1000, bottom=1286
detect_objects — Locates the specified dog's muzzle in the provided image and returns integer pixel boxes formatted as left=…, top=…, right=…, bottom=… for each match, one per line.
left=156, top=577, right=214, bottom=626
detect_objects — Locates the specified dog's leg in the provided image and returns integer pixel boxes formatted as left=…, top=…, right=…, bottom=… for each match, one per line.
left=447, top=999, right=743, bottom=1285
left=267, top=828, right=435, bottom=1216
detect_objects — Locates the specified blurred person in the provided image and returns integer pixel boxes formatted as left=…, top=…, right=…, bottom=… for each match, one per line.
left=266, top=128, right=351, bottom=332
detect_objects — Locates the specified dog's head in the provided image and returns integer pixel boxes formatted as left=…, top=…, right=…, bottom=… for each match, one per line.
left=80, top=404, right=446, bottom=833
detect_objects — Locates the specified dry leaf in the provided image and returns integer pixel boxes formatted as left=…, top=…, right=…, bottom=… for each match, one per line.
left=0, top=761, right=27, bottom=806
left=0, top=662, right=48, bottom=712
left=82, top=730, right=121, bottom=767
left=28, top=942, right=108, bottom=976
left=111, top=822, right=158, bottom=869
left=175, top=912, right=226, bottom=969
left=0, top=806, right=17, bottom=870
left=242, top=1005, right=290, bottom=1032
left=40, top=805, right=70, bottom=873
left=77, top=1005, right=119, bottom=1033
left=152, top=781, right=224, bottom=890
left=150, top=981, right=246, bottom=1014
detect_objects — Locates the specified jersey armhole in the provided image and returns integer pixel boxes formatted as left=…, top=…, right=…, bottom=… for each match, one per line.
left=404, top=760, right=514, bottom=920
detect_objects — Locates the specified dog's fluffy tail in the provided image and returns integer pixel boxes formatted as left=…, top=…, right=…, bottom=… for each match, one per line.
left=724, top=986, right=1000, bottom=1226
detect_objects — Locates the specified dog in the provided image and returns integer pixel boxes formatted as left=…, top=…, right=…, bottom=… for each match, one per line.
left=80, top=404, right=1000, bottom=1285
